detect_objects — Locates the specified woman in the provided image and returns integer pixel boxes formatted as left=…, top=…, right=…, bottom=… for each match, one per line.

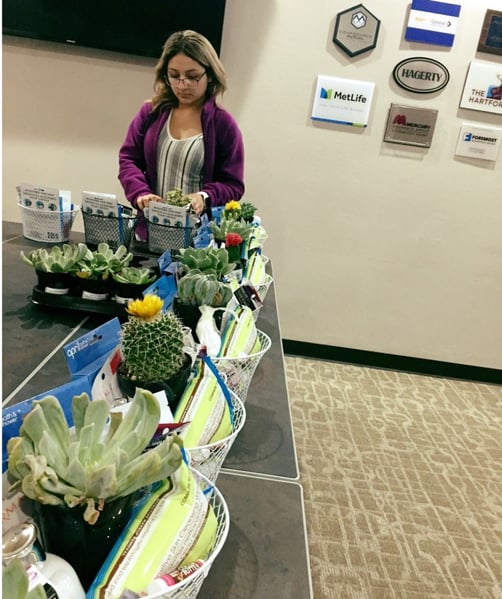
left=118, top=30, right=245, bottom=241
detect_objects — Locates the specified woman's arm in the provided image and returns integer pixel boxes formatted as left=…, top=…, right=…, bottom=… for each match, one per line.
left=118, top=102, right=157, bottom=209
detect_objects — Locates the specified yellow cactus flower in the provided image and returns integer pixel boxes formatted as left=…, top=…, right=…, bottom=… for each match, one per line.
left=224, top=200, right=241, bottom=213
left=126, top=294, right=164, bottom=320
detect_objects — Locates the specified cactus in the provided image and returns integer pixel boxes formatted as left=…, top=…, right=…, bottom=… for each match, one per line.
left=176, top=246, right=235, bottom=278
left=120, top=295, right=186, bottom=382
left=7, top=388, right=183, bottom=524
left=240, top=201, right=257, bottom=222
left=177, top=272, right=233, bottom=308
left=21, top=243, right=88, bottom=273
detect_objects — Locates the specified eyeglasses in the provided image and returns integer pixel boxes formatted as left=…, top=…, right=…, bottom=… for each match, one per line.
left=165, top=71, right=206, bottom=88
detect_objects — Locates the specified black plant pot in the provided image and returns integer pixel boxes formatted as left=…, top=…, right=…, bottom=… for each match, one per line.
left=117, top=353, right=193, bottom=413
left=36, top=269, right=73, bottom=295
left=112, top=280, right=151, bottom=304
left=75, top=276, right=113, bottom=301
left=32, top=491, right=141, bottom=591
left=172, top=297, right=202, bottom=337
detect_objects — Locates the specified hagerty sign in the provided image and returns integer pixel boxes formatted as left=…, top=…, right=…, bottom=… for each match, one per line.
left=393, top=57, right=450, bottom=94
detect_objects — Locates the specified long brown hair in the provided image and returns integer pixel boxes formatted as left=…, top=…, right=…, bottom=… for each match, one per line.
left=151, top=30, right=227, bottom=112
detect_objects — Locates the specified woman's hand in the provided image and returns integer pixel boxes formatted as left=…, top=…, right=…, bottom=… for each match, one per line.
left=136, top=194, right=162, bottom=211
left=187, top=193, right=206, bottom=215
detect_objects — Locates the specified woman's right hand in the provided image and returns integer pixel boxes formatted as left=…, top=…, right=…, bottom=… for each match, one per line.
left=136, top=194, right=162, bottom=211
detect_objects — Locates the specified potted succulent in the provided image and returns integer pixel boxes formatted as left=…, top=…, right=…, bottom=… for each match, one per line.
left=6, top=388, right=183, bottom=588
left=175, top=246, right=236, bottom=279
left=240, top=201, right=257, bottom=223
left=118, top=294, right=193, bottom=407
left=20, top=243, right=88, bottom=295
left=209, top=216, right=253, bottom=246
left=173, top=272, right=233, bottom=338
left=74, top=243, right=133, bottom=300
left=165, top=187, right=191, bottom=207
left=111, top=266, right=157, bottom=304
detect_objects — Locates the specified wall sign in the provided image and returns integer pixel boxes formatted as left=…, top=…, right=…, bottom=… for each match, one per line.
left=455, top=123, right=502, bottom=162
left=393, top=57, right=449, bottom=94
left=405, top=0, right=461, bottom=47
left=311, top=75, right=375, bottom=127
left=477, top=9, right=502, bottom=56
left=384, top=103, right=438, bottom=148
left=333, top=4, right=380, bottom=57
left=460, top=61, right=502, bottom=116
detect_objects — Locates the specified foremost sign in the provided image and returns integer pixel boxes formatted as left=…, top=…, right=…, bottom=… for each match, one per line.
left=393, top=57, right=450, bottom=94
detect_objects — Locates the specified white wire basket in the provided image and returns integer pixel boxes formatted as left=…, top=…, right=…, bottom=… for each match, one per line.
left=185, top=390, right=246, bottom=484
left=211, top=329, right=271, bottom=402
left=251, top=273, right=273, bottom=321
left=143, top=468, right=230, bottom=599
left=18, top=202, right=80, bottom=243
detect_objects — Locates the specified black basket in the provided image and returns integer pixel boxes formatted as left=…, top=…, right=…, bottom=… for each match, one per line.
left=82, top=206, right=136, bottom=249
left=147, top=221, right=196, bottom=254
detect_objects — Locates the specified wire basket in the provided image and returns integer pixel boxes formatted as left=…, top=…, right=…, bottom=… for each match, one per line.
left=211, top=329, right=272, bottom=402
left=251, top=273, right=274, bottom=322
left=185, top=390, right=246, bottom=484
left=147, top=221, right=196, bottom=255
left=81, top=207, right=137, bottom=249
left=143, top=468, right=230, bottom=599
left=18, top=202, right=80, bottom=243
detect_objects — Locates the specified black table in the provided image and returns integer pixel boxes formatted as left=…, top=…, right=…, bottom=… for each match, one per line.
left=2, top=221, right=312, bottom=599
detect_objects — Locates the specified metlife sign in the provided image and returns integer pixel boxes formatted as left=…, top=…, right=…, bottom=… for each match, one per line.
left=455, top=123, right=502, bottom=161
left=311, top=75, right=375, bottom=127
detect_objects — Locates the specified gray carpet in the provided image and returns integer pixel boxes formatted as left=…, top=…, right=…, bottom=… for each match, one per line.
left=285, top=357, right=502, bottom=599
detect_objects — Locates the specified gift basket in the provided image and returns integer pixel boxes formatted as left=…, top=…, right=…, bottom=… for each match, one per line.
left=18, top=201, right=80, bottom=243
left=82, top=206, right=137, bottom=250
left=184, top=389, right=246, bottom=484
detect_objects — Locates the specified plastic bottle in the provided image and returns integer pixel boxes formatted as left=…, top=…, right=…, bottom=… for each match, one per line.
left=2, top=521, right=86, bottom=599
left=146, top=560, right=205, bottom=593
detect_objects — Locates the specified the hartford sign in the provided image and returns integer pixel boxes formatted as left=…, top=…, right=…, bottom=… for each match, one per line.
left=393, top=57, right=450, bottom=94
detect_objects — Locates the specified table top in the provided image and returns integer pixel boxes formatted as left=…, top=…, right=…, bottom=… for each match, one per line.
left=2, top=222, right=312, bottom=598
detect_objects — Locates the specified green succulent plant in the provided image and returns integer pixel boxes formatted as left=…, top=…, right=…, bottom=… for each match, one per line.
left=2, top=559, right=48, bottom=599
left=112, top=266, right=157, bottom=285
left=76, top=243, right=133, bottom=280
left=20, top=243, right=88, bottom=273
left=209, top=217, right=253, bottom=243
left=239, top=201, right=257, bottom=222
left=120, top=295, right=186, bottom=382
left=165, top=187, right=190, bottom=207
left=176, top=246, right=235, bottom=278
left=177, top=272, right=233, bottom=308
left=7, top=388, right=183, bottom=524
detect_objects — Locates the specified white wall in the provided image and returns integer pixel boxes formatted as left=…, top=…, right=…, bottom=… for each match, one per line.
left=3, top=0, right=502, bottom=369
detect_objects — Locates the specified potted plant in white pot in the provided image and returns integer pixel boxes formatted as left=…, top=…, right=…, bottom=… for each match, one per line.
left=6, top=388, right=183, bottom=589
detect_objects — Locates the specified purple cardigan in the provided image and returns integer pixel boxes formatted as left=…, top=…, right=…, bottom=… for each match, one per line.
left=118, top=96, right=245, bottom=238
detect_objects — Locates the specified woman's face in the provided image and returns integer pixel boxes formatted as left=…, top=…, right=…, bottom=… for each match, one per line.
left=166, top=52, right=208, bottom=107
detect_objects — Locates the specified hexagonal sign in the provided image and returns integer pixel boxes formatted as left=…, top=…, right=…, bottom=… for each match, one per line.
left=333, top=4, right=381, bottom=57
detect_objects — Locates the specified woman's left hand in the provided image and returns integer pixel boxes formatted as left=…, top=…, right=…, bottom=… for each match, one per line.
left=187, top=193, right=205, bottom=215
